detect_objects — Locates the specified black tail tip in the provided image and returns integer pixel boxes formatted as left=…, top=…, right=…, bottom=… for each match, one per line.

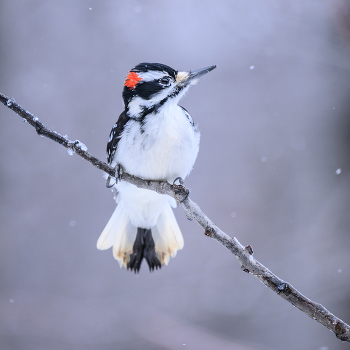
left=146, top=255, right=162, bottom=272
left=127, top=228, right=162, bottom=273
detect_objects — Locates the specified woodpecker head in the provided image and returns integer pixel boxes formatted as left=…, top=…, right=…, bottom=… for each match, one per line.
left=122, top=63, right=217, bottom=118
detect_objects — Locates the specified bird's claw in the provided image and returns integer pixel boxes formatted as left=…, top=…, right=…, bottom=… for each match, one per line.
left=173, top=177, right=190, bottom=203
left=106, top=175, right=116, bottom=188
left=173, top=177, right=185, bottom=189
left=106, top=164, right=121, bottom=188
left=117, top=164, right=123, bottom=180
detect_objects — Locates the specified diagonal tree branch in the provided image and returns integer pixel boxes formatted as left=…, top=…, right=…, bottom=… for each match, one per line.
left=1, top=92, right=349, bottom=342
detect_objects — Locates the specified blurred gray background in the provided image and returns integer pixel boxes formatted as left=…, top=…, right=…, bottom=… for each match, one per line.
left=1, top=1, right=350, bottom=349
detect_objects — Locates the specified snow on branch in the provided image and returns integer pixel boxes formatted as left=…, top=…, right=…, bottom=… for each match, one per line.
left=1, top=92, right=349, bottom=342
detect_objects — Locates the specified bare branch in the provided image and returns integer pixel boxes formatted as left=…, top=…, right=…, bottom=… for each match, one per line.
left=1, top=92, right=349, bottom=342
left=0, top=94, right=115, bottom=177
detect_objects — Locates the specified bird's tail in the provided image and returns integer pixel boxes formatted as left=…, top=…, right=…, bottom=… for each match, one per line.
left=97, top=202, right=184, bottom=273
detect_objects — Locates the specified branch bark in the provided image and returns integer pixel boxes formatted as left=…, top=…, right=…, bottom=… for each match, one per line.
left=1, top=92, right=350, bottom=342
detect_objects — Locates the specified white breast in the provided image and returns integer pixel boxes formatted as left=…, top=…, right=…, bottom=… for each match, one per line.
left=116, top=104, right=200, bottom=183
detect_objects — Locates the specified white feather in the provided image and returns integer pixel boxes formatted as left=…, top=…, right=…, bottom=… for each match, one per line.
left=112, top=219, right=137, bottom=268
left=97, top=204, right=127, bottom=250
left=152, top=203, right=184, bottom=265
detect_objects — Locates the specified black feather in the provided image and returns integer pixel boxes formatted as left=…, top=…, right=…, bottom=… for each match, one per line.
left=179, top=105, right=194, bottom=126
left=127, top=228, right=162, bottom=273
left=132, top=63, right=177, bottom=80
left=106, top=110, right=130, bottom=164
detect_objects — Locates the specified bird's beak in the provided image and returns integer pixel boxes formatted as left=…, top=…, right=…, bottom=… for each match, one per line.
left=176, top=65, right=217, bottom=85
left=188, top=65, right=217, bottom=81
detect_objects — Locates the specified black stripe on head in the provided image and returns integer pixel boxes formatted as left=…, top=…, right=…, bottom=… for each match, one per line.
left=123, top=81, right=165, bottom=107
left=138, top=84, right=183, bottom=116
left=132, top=63, right=177, bottom=80
left=133, top=80, right=164, bottom=101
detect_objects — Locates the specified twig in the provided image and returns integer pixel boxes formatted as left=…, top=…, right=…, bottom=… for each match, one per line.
left=1, top=92, right=349, bottom=342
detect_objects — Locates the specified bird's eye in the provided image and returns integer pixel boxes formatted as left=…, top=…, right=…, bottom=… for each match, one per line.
left=159, top=76, right=171, bottom=86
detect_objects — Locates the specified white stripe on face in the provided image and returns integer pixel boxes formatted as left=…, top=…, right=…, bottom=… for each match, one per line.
left=137, top=71, right=171, bottom=82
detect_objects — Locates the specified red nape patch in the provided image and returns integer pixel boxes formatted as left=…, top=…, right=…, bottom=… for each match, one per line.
left=124, top=71, right=142, bottom=89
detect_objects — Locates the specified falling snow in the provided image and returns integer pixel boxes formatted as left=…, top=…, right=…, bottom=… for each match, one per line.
left=336, top=168, right=341, bottom=175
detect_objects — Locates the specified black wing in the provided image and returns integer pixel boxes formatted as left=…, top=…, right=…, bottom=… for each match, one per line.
left=179, top=106, right=194, bottom=126
left=106, top=110, right=130, bottom=164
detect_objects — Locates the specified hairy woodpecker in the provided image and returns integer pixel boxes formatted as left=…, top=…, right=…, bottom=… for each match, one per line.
left=97, top=62, right=216, bottom=273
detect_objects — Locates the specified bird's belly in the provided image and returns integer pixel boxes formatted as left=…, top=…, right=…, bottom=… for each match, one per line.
left=116, top=121, right=199, bottom=182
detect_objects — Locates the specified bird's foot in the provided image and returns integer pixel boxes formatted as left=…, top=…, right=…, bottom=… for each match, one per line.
left=106, top=164, right=122, bottom=188
left=116, top=163, right=123, bottom=180
left=173, top=177, right=185, bottom=189
left=106, top=175, right=116, bottom=188
left=173, top=177, right=190, bottom=203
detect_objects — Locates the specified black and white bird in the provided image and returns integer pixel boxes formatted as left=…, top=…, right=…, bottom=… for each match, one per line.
left=97, top=62, right=216, bottom=273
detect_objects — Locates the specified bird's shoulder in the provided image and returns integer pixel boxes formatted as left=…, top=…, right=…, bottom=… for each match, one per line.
left=106, top=110, right=131, bottom=164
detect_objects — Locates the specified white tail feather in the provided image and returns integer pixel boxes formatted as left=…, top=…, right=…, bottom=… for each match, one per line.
left=97, top=205, right=127, bottom=250
left=112, top=220, right=137, bottom=267
left=152, top=203, right=184, bottom=265
left=97, top=202, right=183, bottom=269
